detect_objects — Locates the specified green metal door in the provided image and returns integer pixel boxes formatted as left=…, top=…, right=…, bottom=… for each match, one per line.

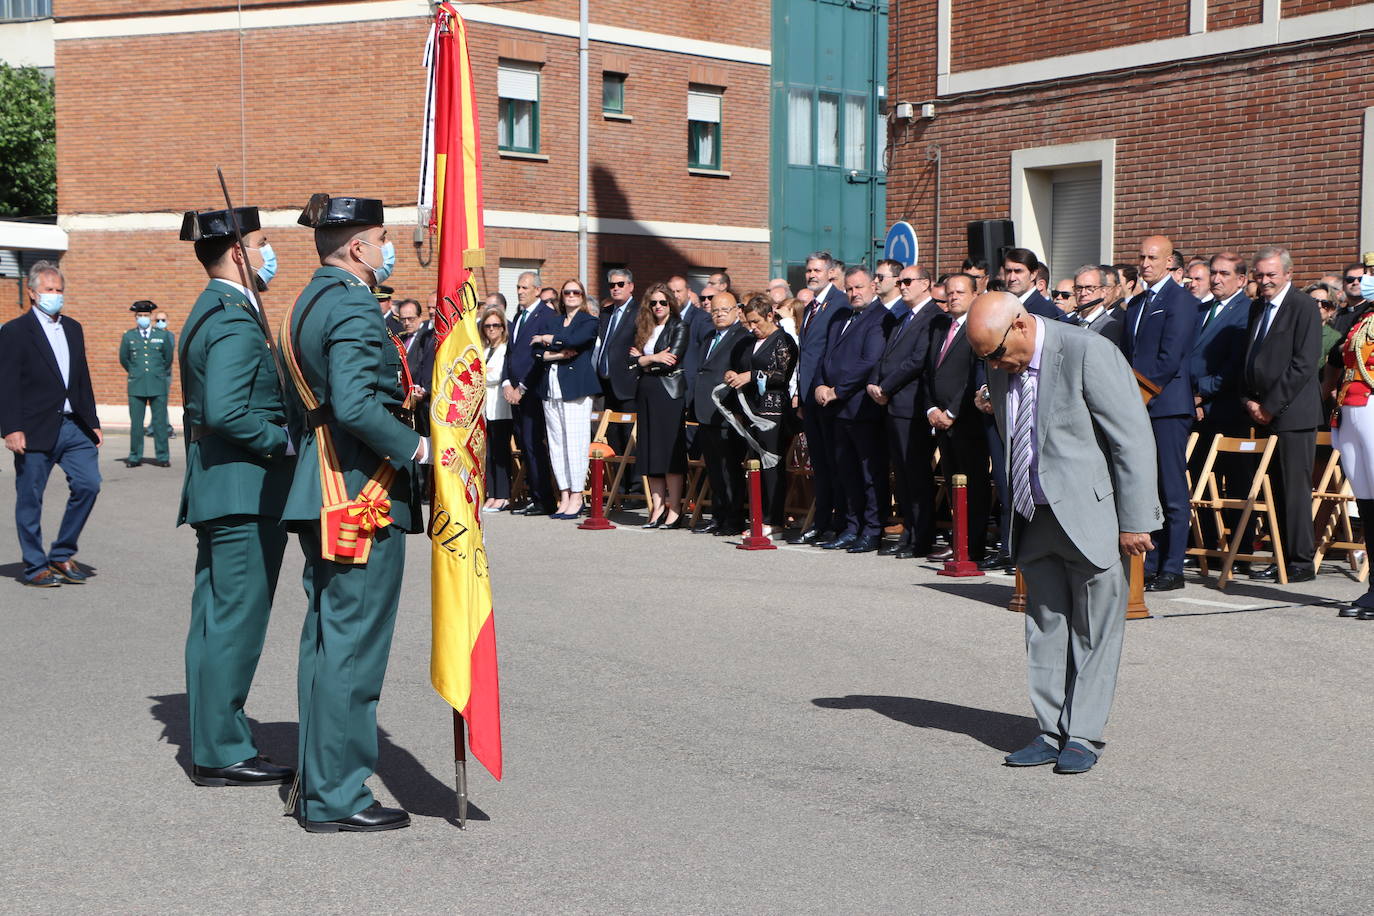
left=771, top=0, right=888, bottom=291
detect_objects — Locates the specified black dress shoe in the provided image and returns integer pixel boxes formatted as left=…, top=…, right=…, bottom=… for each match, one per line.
left=1359, top=608, right=1374, bottom=621
left=191, top=755, right=294, bottom=787
left=878, top=541, right=907, bottom=557
left=303, top=801, right=411, bottom=834
left=1287, top=567, right=1316, bottom=583
left=821, top=533, right=857, bottom=550
left=147, top=459, right=171, bottom=468
left=790, top=528, right=820, bottom=544
left=522, top=505, right=551, bottom=517
left=693, top=521, right=719, bottom=535
left=1338, top=604, right=1364, bottom=618
left=893, top=547, right=916, bottom=559
left=121, top=458, right=142, bottom=468
left=928, top=546, right=954, bottom=562
left=846, top=535, right=881, bottom=554
left=978, top=552, right=1013, bottom=571
left=714, top=525, right=745, bottom=537
left=1249, top=564, right=1279, bottom=581
left=1145, top=572, right=1185, bottom=592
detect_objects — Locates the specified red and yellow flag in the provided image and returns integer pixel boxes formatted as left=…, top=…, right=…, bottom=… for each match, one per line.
left=421, top=2, right=501, bottom=780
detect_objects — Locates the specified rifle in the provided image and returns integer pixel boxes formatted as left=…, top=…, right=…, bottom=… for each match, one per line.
left=215, top=167, right=289, bottom=393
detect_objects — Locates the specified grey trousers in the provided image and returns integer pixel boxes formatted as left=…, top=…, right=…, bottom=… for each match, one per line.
left=1016, top=508, right=1126, bottom=750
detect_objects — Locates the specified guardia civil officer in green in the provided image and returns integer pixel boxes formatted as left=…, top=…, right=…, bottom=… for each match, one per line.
left=177, top=206, right=296, bottom=789
left=281, top=194, right=426, bottom=833
left=119, top=300, right=174, bottom=468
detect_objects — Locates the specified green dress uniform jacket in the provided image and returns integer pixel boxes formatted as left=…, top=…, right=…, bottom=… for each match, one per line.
left=280, top=265, right=422, bottom=823
left=177, top=278, right=296, bottom=769
left=121, top=326, right=174, bottom=396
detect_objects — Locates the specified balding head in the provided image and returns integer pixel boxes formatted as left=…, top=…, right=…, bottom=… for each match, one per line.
left=709, top=290, right=739, bottom=329
left=1139, top=235, right=1173, bottom=286
left=966, top=291, right=1037, bottom=374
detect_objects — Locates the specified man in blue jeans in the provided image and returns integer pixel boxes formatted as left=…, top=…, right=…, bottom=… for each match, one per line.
left=0, top=261, right=103, bottom=588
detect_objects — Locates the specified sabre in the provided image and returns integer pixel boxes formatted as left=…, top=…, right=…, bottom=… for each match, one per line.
left=214, top=166, right=289, bottom=394
left=453, top=708, right=469, bottom=829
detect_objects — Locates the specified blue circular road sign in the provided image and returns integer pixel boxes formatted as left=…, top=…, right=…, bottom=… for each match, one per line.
left=883, top=221, right=919, bottom=267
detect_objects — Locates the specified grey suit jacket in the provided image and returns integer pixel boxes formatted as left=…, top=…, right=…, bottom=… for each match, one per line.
left=988, top=318, right=1162, bottom=570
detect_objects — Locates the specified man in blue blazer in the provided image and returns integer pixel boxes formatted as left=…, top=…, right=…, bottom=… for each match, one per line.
left=1120, top=235, right=1198, bottom=590
left=793, top=251, right=850, bottom=544
left=814, top=267, right=889, bottom=553
left=0, top=261, right=103, bottom=587
left=502, top=276, right=556, bottom=515
left=592, top=267, right=640, bottom=455
left=1188, top=251, right=1252, bottom=552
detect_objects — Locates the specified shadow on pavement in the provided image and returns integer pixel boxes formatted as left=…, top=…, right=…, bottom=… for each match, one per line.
left=147, top=693, right=483, bottom=824
left=812, top=694, right=1038, bottom=753
left=920, top=580, right=1016, bottom=610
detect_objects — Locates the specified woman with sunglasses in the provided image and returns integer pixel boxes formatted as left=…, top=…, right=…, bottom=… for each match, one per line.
left=627, top=281, right=690, bottom=528
left=531, top=280, right=601, bottom=518
left=480, top=305, right=513, bottom=512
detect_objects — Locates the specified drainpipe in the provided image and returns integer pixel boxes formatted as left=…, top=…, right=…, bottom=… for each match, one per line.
left=577, top=0, right=589, bottom=283
left=927, top=143, right=941, bottom=272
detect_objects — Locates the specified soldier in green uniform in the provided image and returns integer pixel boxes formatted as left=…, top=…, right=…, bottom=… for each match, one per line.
left=177, top=206, right=296, bottom=789
left=280, top=194, right=426, bottom=834
left=119, top=300, right=174, bottom=468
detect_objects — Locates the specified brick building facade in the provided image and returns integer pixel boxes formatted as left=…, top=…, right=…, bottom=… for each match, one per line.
left=886, top=0, right=1374, bottom=282
left=50, top=0, right=771, bottom=411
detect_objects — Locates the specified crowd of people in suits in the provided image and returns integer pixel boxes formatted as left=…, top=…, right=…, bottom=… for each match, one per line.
left=443, top=243, right=1374, bottom=615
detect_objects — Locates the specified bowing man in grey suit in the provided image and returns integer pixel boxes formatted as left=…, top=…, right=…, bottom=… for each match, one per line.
left=968, top=292, right=1162, bottom=775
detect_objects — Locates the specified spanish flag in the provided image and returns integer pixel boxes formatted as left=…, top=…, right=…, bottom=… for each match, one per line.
left=421, top=2, right=501, bottom=781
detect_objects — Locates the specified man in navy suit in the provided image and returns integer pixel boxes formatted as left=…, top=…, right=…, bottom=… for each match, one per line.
left=1188, top=251, right=1252, bottom=552
left=793, top=251, right=850, bottom=544
left=1003, top=248, right=1061, bottom=320
left=668, top=274, right=712, bottom=385
left=691, top=293, right=751, bottom=535
left=0, top=261, right=103, bottom=587
left=502, top=271, right=556, bottom=515
left=1120, top=234, right=1197, bottom=591
left=592, top=267, right=640, bottom=455
left=868, top=264, right=940, bottom=558
left=814, top=266, right=889, bottom=553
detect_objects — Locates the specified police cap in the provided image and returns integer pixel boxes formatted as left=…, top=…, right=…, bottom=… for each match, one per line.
left=130, top=300, right=157, bottom=313
left=180, top=207, right=261, bottom=242
left=297, top=194, right=385, bottom=229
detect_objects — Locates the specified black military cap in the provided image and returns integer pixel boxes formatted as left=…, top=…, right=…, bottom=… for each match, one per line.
left=371, top=285, right=395, bottom=302
left=180, top=207, right=261, bottom=242
left=130, top=300, right=157, bottom=312
left=297, top=194, right=385, bottom=229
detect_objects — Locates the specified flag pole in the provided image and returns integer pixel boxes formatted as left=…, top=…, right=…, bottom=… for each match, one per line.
left=453, top=708, right=469, bottom=829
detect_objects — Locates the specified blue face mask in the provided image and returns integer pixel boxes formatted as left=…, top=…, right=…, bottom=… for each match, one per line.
left=253, top=243, right=277, bottom=286
left=136, top=315, right=151, bottom=329
left=1361, top=275, right=1374, bottom=302
left=35, top=293, right=63, bottom=315
left=155, top=320, right=167, bottom=330
left=360, top=239, right=396, bottom=284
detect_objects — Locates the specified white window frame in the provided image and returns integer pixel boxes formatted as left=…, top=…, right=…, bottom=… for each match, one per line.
left=1362, top=108, right=1374, bottom=255
left=1009, top=140, right=1116, bottom=272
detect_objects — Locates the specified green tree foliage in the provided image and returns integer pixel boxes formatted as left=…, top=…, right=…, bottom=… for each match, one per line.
left=0, top=64, right=56, bottom=218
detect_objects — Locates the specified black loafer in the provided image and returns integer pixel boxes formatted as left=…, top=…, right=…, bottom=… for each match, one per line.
left=846, top=535, right=881, bottom=554
left=121, top=458, right=142, bottom=468
left=1145, top=572, right=1185, bottom=592
left=1249, top=564, right=1279, bottom=581
left=693, top=521, right=719, bottom=535
left=303, top=801, right=411, bottom=833
left=147, top=459, right=171, bottom=468
left=877, top=542, right=906, bottom=557
left=1287, top=567, right=1316, bottom=583
left=978, top=552, right=1012, bottom=571
left=191, top=755, right=294, bottom=787
left=821, top=534, right=857, bottom=550
left=1338, top=605, right=1364, bottom=618
left=1359, top=608, right=1374, bottom=621
left=790, top=528, right=821, bottom=544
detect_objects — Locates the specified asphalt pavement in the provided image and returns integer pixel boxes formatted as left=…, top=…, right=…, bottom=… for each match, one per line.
left=2, top=433, right=1372, bottom=914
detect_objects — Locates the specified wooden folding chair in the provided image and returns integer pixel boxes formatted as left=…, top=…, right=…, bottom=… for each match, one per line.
left=784, top=433, right=814, bottom=531
left=1185, top=430, right=1199, bottom=492
left=1187, top=434, right=1286, bottom=588
left=590, top=410, right=644, bottom=510
left=1312, top=431, right=1369, bottom=581
left=509, top=430, right=527, bottom=504
left=683, top=421, right=711, bottom=524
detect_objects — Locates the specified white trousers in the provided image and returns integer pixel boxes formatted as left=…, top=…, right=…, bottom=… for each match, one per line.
left=543, top=396, right=593, bottom=491
left=1335, top=405, right=1374, bottom=498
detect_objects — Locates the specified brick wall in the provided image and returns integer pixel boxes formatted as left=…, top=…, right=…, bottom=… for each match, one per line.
left=1208, top=0, right=1263, bottom=30
left=951, top=0, right=1190, bottom=72
left=53, top=1, right=770, bottom=405
left=887, top=32, right=1374, bottom=282
left=1283, top=0, right=1364, bottom=16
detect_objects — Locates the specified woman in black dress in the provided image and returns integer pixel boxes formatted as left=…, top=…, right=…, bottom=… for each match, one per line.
left=725, top=295, right=798, bottom=531
left=627, top=281, right=690, bottom=528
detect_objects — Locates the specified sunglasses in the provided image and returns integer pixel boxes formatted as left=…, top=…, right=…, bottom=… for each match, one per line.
left=875, top=273, right=894, bottom=281
left=701, top=294, right=714, bottom=303
left=482, top=322, right=503, bottom=329
left=1346, top=276, right=1364, bottom=283
left=562, top=290, right=584, bottom=297
left=1052, top=290, right=1071, bottom=300
left=979, top=321, right=1016, bottom=362
left=898, top=277, right=917, bottom=287
left=648, top=298, right=670, bottom=306
left=609, top=280, right=627, bottom=288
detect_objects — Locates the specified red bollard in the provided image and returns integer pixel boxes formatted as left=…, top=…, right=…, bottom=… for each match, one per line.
left=737, top=459, right=777, bottom=550
left=938, top=473, right=984, bottom=577
left=578, top=449, right=616, bottom=531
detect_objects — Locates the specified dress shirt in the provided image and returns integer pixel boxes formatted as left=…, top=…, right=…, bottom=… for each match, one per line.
left=1130, top=275, right=1173, bottom=339
left=1253, top=282, right=1292, bottom=342
left=926, top=314, right=967, bottom=421
left=1006, top=316, right=1047, bottom=505
left=1078, top=304, right=1107, bottom=327
left=883, top=294, right=905, bottom=316
left=35, top=309, right=73, bottom=414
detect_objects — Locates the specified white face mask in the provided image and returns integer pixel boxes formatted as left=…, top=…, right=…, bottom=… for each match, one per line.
left=36, top=293, right=63, bottom=315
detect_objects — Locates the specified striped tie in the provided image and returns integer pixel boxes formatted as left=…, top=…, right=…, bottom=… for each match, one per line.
left=1011, top=370, right=1037, bottom=520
